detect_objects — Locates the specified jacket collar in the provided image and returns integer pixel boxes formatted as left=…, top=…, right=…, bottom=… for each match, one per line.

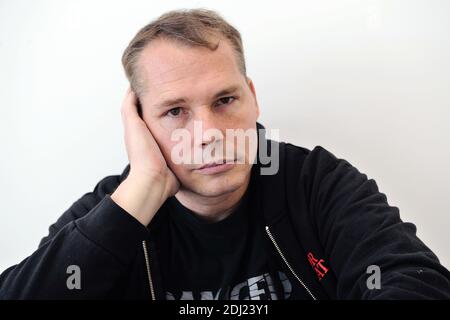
left=253, top=122, right=287, bottom=227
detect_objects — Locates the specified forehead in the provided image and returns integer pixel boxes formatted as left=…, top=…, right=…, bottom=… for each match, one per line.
left=137, top=37, right=243, bottom=97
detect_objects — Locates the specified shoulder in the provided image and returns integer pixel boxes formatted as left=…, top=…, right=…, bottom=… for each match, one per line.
left=280, top=142, right=343, bottom=178
left=73, top=164, right=130, bottom=213
left=257, top=140, right=349, bottom=200
left=38, top=164, right=130, bottom=248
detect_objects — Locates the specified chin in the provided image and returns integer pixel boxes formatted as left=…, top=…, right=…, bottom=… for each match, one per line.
left=200, top=184, right=240, bottom=197
left=186, top=169, right=249, bottom=197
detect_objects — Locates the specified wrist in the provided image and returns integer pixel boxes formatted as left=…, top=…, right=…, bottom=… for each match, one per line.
left=111, top=172, right=167, bottom=226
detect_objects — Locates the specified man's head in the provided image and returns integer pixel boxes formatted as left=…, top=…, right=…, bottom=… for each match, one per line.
left=121, top=9, right=259, bottom=198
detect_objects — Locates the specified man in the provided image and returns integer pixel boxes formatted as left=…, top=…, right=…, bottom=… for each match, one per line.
left=0, top=9, right=449, bottom=300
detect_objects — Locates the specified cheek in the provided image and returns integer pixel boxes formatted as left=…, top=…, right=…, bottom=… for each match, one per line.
left=146, top=125, right=175, bottom=162
left=234, top=99, right=258, bottom=123
left=245, top=100, right=259, bottom=121
left=158, top=139, right=176, bottom=164
left=159, top=138, right=190, bottom=176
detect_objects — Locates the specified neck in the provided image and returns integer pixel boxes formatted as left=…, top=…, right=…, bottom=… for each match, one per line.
left=174, top=174, right=251, bottom=223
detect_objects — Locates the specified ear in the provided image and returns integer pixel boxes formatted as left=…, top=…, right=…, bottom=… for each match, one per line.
left=246, top=77, right=260, bottom=119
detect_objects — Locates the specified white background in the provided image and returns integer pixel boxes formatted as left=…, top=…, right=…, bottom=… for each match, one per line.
left=1, top=0, right=449, bottom=273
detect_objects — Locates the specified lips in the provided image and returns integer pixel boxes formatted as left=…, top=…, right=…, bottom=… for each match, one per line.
left=194, top=159, right=237, bottom=175
left=197, top=159, right=235, bottom=170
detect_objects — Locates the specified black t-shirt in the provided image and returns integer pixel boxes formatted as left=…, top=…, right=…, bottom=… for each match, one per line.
left=154, top=181, right=300, bottom=300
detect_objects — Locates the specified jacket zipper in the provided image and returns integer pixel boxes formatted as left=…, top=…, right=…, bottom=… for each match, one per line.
left=265, top=226, right=317, bottom=300
left=142, top=240, right=156, bottom=300
left=142, top=229, right=316, bottom=301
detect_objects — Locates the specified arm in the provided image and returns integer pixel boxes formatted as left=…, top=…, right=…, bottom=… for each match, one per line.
left=0, top=88, right=179, bottom=299
left=305, top=146, right=450, bottom=299
left=0, top=186, right=150, bottom=299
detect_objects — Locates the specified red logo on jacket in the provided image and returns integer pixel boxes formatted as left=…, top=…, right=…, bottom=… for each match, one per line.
left=307, top=252, right=329, bottom=281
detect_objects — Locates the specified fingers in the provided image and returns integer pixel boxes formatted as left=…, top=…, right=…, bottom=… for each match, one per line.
left=121, top=87, right=141, bottom=126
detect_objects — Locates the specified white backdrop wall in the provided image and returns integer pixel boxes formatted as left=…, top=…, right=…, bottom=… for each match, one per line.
left=1, top=0, right=449, bottom=273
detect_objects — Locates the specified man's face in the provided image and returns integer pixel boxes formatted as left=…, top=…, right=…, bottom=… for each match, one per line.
left=137, top=37, right=260, bottom=197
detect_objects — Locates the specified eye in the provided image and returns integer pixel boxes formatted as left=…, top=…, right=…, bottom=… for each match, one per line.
left=167, top=107, right=182, bottom=117
left=215, top=96, right=236, bottom=107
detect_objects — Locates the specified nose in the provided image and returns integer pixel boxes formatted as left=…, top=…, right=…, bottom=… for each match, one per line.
left=193, top=107, right=224, bottom=148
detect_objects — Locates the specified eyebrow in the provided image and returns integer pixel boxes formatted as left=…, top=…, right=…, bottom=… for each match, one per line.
left=156, top=84, right=241, bottom=109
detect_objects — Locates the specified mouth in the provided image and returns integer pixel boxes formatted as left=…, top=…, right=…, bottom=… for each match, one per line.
left=194, top=159, right=237, bottom=175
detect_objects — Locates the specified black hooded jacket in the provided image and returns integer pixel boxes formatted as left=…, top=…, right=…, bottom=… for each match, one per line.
left=1, top=123, right=449, bottom=299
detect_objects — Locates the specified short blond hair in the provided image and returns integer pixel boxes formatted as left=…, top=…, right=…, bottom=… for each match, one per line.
left=122, top=8, right=246, bottom=96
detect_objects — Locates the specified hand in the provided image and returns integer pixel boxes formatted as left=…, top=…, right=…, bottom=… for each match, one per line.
left=111, top=87, right=180, bottom=226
